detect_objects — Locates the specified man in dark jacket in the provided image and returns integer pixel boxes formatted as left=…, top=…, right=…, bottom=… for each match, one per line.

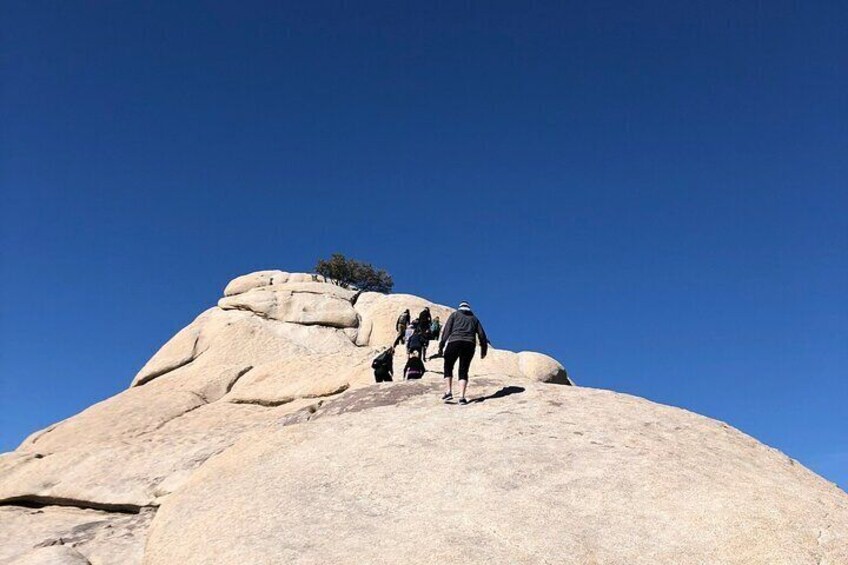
left=372, top=346, right=395, bottom=382
left=418, top=307, right=432, bottom=335
left=406, top=325, right=426, bottom=357
left=438, top=301, right=488, bottom=405
left=417, top=307, right=433, bottom=360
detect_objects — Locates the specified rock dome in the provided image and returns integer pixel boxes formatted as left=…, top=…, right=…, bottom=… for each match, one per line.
left=1, top=271, right=845, bottom=564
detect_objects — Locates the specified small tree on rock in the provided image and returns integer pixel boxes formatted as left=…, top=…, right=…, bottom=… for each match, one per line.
left=315, top=254, right=394, bottom=293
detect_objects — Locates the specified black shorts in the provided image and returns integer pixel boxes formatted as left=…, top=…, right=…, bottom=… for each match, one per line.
left=443, top=340, right=475, bottom=381
left=374, top=370, right=392, bottom=383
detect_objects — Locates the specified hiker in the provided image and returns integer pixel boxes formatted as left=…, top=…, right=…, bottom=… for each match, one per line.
left=404, top=319, right=417, bottom=343
left=406, top=324, right=426, bottom=358
left=438, top=301, right=488, bottom=405
left=403, top=349, right=426, bottom=380
left=430, top=316, right=441, bottom=341
left=371, top=346, right=394, bottom=382
left=418, top=307, right=432, bottom=360
left=394, top=309, right=411, bottom=346
left=418, top=307, right=432, bottom=336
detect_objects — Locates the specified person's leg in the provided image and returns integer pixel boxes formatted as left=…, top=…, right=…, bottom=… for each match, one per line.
left=458, top=342, right=475, bottom=400
left=443, top=342, right=459, bottom=399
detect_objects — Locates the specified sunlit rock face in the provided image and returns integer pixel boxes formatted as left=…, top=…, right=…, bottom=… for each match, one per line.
left=2, top=271, right=846, bottom=565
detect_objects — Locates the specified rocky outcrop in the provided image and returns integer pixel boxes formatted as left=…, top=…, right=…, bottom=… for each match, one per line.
left=144, top=378, right=848, bottom=565
left=0, top=505, right=153, bottom=564
left=1, top=271, right=845, bottom=564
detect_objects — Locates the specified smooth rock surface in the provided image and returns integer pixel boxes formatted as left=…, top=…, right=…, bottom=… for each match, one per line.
left=4, top=270, right=845, bottom=564
left=218, top=283, right=358, bottom=328
left=1, top=401, right=317, bottom=509
left=143, top=377, right=848, bottom=565
left=7, top=546, right=90, bottom=565
left=223, top=270, right=288, bottom=296
left=517, top=350, right=572, bottom=384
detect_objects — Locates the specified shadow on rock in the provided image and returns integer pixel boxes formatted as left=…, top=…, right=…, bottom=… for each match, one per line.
left=470, top=386, right=525, bottom=404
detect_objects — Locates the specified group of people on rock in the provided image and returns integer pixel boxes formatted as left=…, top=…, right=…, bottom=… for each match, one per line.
left=371, top=302, right=488, bottom=405
left=395, top=307, right=441, bottom=359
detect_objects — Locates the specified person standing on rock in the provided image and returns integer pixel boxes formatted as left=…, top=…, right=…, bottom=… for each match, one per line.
left=406, top=324, right=426, bottom=358
left=418, top=307, right=432, bottom=360
left=438, top=301, right=488, bottom=405
left=404, top=319, right=416, bottom=343
left=394, top=309, right=411, bottom=346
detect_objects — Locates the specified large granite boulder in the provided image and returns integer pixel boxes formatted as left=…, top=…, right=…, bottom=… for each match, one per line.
left=143, top=378, right=848, bottom=564
left=1, top=271, right=844, bottom=564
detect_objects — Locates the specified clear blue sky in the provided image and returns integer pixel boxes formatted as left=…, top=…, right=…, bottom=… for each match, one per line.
left=1, top=2, right=845, bottom=489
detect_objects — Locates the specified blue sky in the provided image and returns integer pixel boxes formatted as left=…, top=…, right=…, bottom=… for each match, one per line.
left=1, top=2, right=845, bottom=488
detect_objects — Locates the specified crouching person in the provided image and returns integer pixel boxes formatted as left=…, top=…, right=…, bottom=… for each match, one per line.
left=404, top=350, right=426, bottom=380
left=372, top=346, right=394, bottom=382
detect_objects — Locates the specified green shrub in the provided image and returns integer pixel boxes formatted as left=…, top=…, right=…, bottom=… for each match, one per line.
left=315, top=254, right=394, bottom=293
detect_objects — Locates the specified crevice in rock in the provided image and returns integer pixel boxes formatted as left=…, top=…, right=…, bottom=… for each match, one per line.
left=290, top=289, right=343, bottom=297
left=133, top=336, right=205, bottom=388
left=224, top=365, right=254, bottom=395
left=0, top=496, right=151, bottom=515
left=230, top=397, right=295, bottom=408
left=221, top=304, right=272, bottom=320
left=220, top=301, right=358, bottom=330
left=135, top=401, right=207, bottom=438
left=292, top=319, right=356, bottom=329
left=228, top=384, right=351, bottom=408
left=303, top=384, right=350, bottom=399
left=187, top=390, right=209, bottom=404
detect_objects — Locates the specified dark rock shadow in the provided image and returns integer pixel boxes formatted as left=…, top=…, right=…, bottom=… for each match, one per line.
left=470, top=386, right=525, bottom=404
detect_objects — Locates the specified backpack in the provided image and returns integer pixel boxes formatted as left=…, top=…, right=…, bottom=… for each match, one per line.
left=407, top=333, right=424, bottom=350
left=372, top=350, right=391, bottom=370
left=405, top=359, right=425, bottom=379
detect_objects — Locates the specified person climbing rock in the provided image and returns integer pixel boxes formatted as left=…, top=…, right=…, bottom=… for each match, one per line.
left=371, top=346, right=395, bottom=382
left=438, top=301, right=488, bottom=405
left=406, top=324, right=426, bottom=358
left=394, top=309, right=411, bottom=346
left=418, top=307, right=432, bottom=335
left=430, top=316, right=441, bottom=341
left=404, top=319, right=417, bottom=343
left=418, top=307, right=432, bottom=360
left=403, top=349, right=426, bottom=380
